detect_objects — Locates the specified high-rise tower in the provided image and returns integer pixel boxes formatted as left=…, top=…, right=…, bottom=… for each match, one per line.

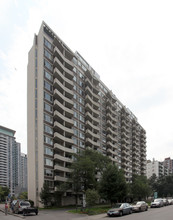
left=27, top=22, right=147, bottom=206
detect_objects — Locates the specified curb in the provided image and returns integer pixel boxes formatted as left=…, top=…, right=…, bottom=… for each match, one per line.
left=0, top=208, right=24, bottom=218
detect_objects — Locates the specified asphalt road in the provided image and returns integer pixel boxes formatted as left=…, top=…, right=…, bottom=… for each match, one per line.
left=0, top=205, right=173, bottom=220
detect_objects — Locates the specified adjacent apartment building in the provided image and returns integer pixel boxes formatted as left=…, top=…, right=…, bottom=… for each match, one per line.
left=146, top=158, right=171, bottom=179
left=27, top=21, right=147, bottom=206
left=0, top=125, right=24, bottom=196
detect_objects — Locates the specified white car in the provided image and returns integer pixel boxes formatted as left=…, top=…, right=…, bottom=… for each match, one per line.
left=150, top=198, right=164, bottom=208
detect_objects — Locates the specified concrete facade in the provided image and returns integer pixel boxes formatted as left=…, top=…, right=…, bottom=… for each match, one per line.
left=27, top=22, right=147, bottom=206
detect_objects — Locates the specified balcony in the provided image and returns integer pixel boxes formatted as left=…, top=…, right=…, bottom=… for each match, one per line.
left=54, top=57, right=73, bottom=80
left=54, top=164, right=72, bottom=173
left=54, top=153, right=73, bottom=163
left=54, top=78, right=73, bottom=100
left=54, top=143, right=73, bottom=154
left=54, top=132, right=73, bottom=145
left=54, top=67, right=73, bottom=90
left=86, top=138, right=100, bottom=147
left=54, top=110, right=73, bottom=127
left=54, top=89, right=73, bottom=108
left=54, top=46, right=74, bottom=70
left=54, top=175, right=69, bottom=182
left=54, top=121, right=73, bottom=136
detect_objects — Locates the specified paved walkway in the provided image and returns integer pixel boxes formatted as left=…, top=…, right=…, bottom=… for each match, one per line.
left=0, top=203, right=107, bottom=220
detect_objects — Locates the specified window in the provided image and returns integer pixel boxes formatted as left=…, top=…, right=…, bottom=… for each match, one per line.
left=73, top=67, right=77, bottom=73
left=73, top=93, right=77, bottom=100
left=79, top=71, right=84, bottom=79
left=44, top=70, right=53, bottom=82
left=44, top=81, right=53, bottom=91
left=44, top=146, right=53, bottom=156
left=44, top=135, right=53, bottom=145
left=72, top=146, right=78, bottom=153
left=44, top=49, right=52, bottom=60
left=79, top=123, right=85, bottom=131
left=44, top=158, right=53, bottom=167
left=44, top=102, right=53, bottom=113
left=79, top=97, right=84, bottom=105
left=79, top=141, right=85, bottom=148
left=74, top=111, right=78, bottom=118
left=44, top=169, right=53, bottom=177
left=44, top=124, right=53, bottom=135
left=44, top=38, right=52, bottom=50
left=44, top=92, right=53, bottom=102
left=72, top=137, right=78, bottom=145
left=73, top=75, right=77, bottom=82
left=79, top=80, right=84, bottom=87
left=44, top=59, right=53, bottom=71
left=44, top=113, right=53, bottom=124
left=79, top=114, right=84, bottom=122
left=74, top=120, right=78, bottom=127
left=73, top=129, right=78, bottom=136
left=79, top=132, right=85, bottom=139
left=79, top=89, right=84, bottom=96
left=73, top=102, right=78, bottom=109
left=79, top=106, right=84, bottom=113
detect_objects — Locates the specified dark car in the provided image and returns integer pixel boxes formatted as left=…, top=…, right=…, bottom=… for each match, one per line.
left=107, top=203, right=132, bottom=217
left=150, top=198, right=164, bottom=208
left=132, top=201, right=148, bottom=212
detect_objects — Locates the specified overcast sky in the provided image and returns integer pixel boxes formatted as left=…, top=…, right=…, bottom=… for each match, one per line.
left=0, top=0, right=173, bottom=161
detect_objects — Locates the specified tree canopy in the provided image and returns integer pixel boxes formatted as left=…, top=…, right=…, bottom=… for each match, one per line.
left=131, top=175, right=151, bottom=200
left=99, top=164, right=127, bottom=204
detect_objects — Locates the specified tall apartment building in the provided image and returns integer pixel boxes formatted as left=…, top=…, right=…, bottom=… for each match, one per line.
left=27, top=22, right=147, bottom=206
left=0, top=125, right=21, bottom=196
left=20, top=153, right=28, bottom=192
left=163, top=157, right=173, bottom=174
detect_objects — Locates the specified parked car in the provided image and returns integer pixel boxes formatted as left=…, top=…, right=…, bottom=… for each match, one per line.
left=132, top=201, right=148, bottom=212
left=163, top=198, right=169, bottom=206
left=167, top=197, right=173, bottom=205
left=150, top=198, right=164, bottom=208
left=14, top=200, right=31, bottom=214
left=167, top=198, right=173, bottom=205
left=107, top=203, right=132, bottom=217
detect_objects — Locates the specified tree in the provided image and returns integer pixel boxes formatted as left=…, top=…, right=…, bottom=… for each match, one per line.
left=86, top=189, right=99, bottom=207
left=70, top=149, right=111, bottom=206
left=18, top=192, right=28, bottom=200
left=0, top=186, right=10, bottom=201
left=148, top=174, right=158, bottom=195
left=99, top=164, right=127, bottom=205
left=155, top=175, right=173, bottom=197
left=131, top=175, right=151, bottom=200
left=40, top=182, right=52, bottom=207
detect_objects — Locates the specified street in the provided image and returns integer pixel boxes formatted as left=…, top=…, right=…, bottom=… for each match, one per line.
left=0, top=205, right=173, bottom=220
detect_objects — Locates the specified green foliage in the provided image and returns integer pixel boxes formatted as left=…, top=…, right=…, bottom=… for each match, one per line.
left=148, top=174, right=158, bottom=193
left=0, top=186, right=10, bottom=201
left=86, top=189, right=99, bottom=207
left=131, top=175, right=151, bottom=200
left=18, top=191, right=28, bottom=200
left=40, top=182, right=52, bottom=207
left=99, top=164, right=127, bottom=204
left=155, top=175, right=173, bottom=197
left=71, top=149, right=111, bottom=192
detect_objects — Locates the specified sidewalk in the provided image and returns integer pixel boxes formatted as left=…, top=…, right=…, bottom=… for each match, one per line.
left=0, top=204, right=24, bottom=218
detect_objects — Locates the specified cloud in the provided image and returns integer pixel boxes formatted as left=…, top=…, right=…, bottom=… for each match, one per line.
left=0, top=0, right=173, bottom=161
